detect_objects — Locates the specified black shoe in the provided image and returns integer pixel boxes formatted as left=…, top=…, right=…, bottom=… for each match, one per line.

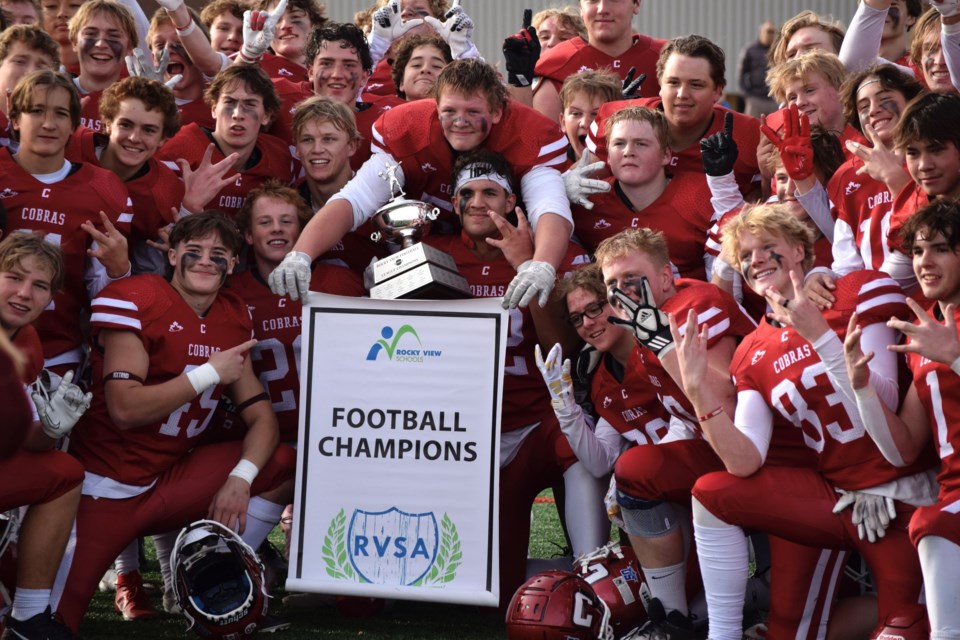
left=626, top=598, right=695, bottom=640
left=1, top=607, right=75, bottom=640
left=258, top=613, right=291, bottom=634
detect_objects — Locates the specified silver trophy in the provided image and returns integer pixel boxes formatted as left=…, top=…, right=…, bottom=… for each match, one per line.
left=365, top=161, right=470, bottom=300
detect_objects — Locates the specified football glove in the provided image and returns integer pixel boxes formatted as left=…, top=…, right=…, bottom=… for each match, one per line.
left=607, top=277, right=674, bottom=358
left=32, top=370, right=92, bottom=440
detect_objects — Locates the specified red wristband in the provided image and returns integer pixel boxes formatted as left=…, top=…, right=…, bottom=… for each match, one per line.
left=698, top=406, right=724, bottom=422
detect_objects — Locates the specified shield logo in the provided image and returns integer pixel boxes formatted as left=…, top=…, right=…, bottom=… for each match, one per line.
left=347, top=508, right=439, bottom=585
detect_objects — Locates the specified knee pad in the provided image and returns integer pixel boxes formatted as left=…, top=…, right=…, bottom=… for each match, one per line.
left=616, top=490, right=680, bottom=538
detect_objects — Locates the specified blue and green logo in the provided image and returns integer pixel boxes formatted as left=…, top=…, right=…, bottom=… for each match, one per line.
left=366, top=325, right=441, bottom=363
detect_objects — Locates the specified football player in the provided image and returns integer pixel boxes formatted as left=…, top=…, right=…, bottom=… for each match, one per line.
left=68, top=0, right=138, bottom=133
left=389, top=33, right=452, bottom=102
left=0, top=24, right=59, bottom=151
left=271, top=58, right=574, bottom=311
left=199, top=0, right=244, bottom=58
left=155, top=64, right=297, bottom=217
left=40, top=0, right=84, bottom=74
left=674, top=204, right=937, bottom=640
left=557, top=69, right=621, bottom=163
left=243, top=0, right=326, bottom=83
left=0, top=234, right=89, bottom=640
left=532, top=0, right=665, bottom=122
left=50, top=212, right=296, bottom=633
left=423, top=149, right=602, bottom=606
left=844, top=199, right=960, bottom=640
left=595, top=227, right=755, bottom=638
left=0, top=69, right=133, bottom=373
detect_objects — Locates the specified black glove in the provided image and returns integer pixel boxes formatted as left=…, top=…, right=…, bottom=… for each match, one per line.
left=621, top=66, right=646, bottom=99
left=607, top=278, right=674, bottom=358
left=503, top=9, right=540, bottom=88
left=700, top=111, right=738, bottom=177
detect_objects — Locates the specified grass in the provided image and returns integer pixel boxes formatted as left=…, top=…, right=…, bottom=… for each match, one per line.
left=78, top=491, right=569, bottom=639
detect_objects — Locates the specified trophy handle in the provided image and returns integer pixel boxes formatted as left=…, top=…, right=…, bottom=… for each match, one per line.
left=370, top=231, right=382, bottom=243
left=426, top=207, right=440, bottom=221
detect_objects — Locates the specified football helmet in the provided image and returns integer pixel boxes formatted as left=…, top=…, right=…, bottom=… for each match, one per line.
left=872, top=604, right=930, bottom=640
left=575, top=542, right=648, bottom=638
left=170, top=519, right=268, bottom=639
left=506, top=570, right=613, bottom=640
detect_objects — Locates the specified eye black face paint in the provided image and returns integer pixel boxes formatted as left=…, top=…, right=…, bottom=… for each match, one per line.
left=81, top=36, right=124, bottom=61
left=458, top=194, right=470, bottom=215
left=180, top=251, right=201, bottom=278
left=210, top=255, right=230, bottom=285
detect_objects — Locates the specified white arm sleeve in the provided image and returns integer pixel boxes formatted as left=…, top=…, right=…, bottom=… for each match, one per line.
left=733, top=389, right=773, bottom=464
left=854, top=385, right=907, bottom=466
left=839, top=1, right=887, bottom=71
left=561, top=412, right=627, bottom=478
left=879, top=248, right=918, bottom=293
left=942, top=21, right=960, bottom=94
left=520, top=165, right=574, bottom=231
left=831, top=217, right=866, bottom=276
left=706, top=172, right=745, bottom=221
left=329, top=150, right=400, bottom=231
left=117, top=0, right=149, bottom=47
left=811, top=324, right=899, bottom=410
left=795, top=180, right=835, bottom=242
left=84, top=250, right=130, bottom=299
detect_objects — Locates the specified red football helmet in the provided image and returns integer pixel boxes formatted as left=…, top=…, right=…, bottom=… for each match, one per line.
left=170, top=520, right=269, bottom=639
left=872, top=604, right=930, bottom=640
left=506, top=570, right=613, bottom=640
left=574, top=542, right=648, bottom=638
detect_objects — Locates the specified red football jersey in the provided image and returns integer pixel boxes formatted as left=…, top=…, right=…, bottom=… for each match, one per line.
left=0, top=149, right=133, bottom=359
left=887, top=180, right=929, bottom=254
left=73, top=275, right=254, bottom=486
left=78, top=88, right=105, bottom=133
left=534, top=34, right=665, bottom=98
left=12, top=324, right=44, bottom=386
left=176, top=96, right=216, bottom=130
left=828, top=157, right=895, bottom=271
left=66, top=128, right=182, bottom=248
left=907, top=304, right=960, bottom=497
left=260, top=52, right=309, bottom=83
left=732, top=271, right=932, bottom=488
left=155, top=123, right=297, bottom=217
left=353, top=92, right=404, bottom=171
left=425, top=233, right=589, bottom=432
left=572, top=171, right=712, bottom=280
left=588, top=99, right=761, bottom=197
left=363, top=58, right=397, bottom=97
left=591, top=348, right=675, bottom=444
left=230, top=265, right=364, bottom=442
left=640, top=279, right=756, bottom=431
left=373, top=99, right=567, bottom=226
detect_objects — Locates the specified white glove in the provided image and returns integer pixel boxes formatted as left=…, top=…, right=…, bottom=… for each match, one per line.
left=423, top=1, right=479, bottom=59
left=268, top=251, right=312, bottom=301
left=125, top=48, right=182, bottom=89
left=604, top=475, right=625, bottom=530
left=607, top=277, right=674, bottom=358
left=367, top=0, right=425, bottom=64
left=502, top=259, right=556, bottom=309
left=563, top=152, right=610, bottom=210
left=155, top=0, right=184, bottom=11
left=833, top=489, right=897, bottom=543
left=31, top=370, right=93, bottom=440
left=931, top=0, right=960, bottom=18
left=240, top=0, right=287, bottom=63
left=535, top=344, right=578, bottom=417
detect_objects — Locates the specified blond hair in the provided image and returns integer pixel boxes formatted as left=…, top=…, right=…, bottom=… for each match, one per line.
left=594, top=228, right=670, bottom=272
left=68, top=0, right=138, bottom=49
left=766, top=49, right=846, bottom=103
left=720, top=204, right=816, bottom=274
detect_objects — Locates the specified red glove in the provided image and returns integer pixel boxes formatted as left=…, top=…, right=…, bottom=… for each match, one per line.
left=760, top=103, right=814, bottom=181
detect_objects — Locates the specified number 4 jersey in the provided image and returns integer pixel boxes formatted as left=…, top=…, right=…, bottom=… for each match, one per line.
left=71, top=275, right=254, bottom=488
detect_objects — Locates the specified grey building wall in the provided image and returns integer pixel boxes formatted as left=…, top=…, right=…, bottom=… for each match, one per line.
left=318, top=1, right=859, bottom=94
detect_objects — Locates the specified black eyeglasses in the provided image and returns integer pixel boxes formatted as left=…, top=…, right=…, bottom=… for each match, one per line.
left=568, top=300, right=607, bottom=327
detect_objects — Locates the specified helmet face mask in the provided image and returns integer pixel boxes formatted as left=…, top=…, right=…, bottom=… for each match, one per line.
left=171, top=520, right=269, bottom=639
left=505, top=570, right=614, bottom=640
left=575, top=542, right=649, bottom=637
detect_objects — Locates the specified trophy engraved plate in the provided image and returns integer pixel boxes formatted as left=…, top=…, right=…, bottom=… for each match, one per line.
left=366, top=161, right=470, bottom=300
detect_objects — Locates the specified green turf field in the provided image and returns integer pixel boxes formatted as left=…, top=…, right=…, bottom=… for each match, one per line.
left=78, top=491, right=568, bottom=639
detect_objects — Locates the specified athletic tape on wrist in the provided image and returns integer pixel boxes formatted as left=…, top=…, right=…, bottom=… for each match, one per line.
left=186, top=362, right=220, bottom=395
left=229, top=458, right=259, bottom=485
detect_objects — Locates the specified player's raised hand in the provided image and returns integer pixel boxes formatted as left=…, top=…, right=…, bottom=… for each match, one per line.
left=269, top=251, right=312, bottom=301
left=423, top=0, right=478, bottom=59
left=82, top=211, right=130, bottom=279
left=841, top=312, right=874, bottom=390
left=846, top=122, right=907, bottom=187
left=535, top=343, right=577, bottom=415
left=700, top=111, right=739, bottom=177
left=208, top=338, right=257, bottom=386
left=802, top=271, right=836, bottom=310
left=607, top=276, right=674, bottom=357
left=370, top=0, right=424, bottom=49
left=760, top=103, right=813, bottom=181
left=31, top=370, right=93, bottom=440
left=764, top=269, right=829, bottom=342
left=125, top=47, right=182, bottom=89
left=239, top=0, right=287, bottom=63
left=485, top=207, right=534, bottom=270
left=180, top=144, right=240, bottom=213
left=563, top=151, right=610, bottom=209
left=620, top=67, right=646, bottom=99
left=888, top=298, right=960, bottom=365
left=502, top=8, right=540, bottom=88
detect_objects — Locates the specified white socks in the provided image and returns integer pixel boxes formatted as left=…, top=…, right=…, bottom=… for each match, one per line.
left=10, top=588, right=49, bottom=621
left=241, top=497, right=286, bottom=550
left=693, top=497, right=749, bottom=640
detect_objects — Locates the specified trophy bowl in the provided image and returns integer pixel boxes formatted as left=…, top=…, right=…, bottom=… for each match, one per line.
left=370, top=198, right=441, bottom=249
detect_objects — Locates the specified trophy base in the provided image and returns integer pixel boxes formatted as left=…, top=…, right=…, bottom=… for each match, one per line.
left=369, top=262, right=471, bottom=300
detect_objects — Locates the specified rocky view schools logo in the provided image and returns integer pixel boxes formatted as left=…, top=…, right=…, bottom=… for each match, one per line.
left=365, top=325, right=442, bottom=363
left=322, top=507, right=461, bottom=586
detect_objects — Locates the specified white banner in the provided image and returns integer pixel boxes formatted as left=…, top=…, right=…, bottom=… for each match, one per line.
left=287, top=294, right=507, bottom=606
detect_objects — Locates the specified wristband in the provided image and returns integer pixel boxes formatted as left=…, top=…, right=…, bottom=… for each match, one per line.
left=186, top=362, right=220, bottom=395
left=698, top=406, right=724, bottom=422
left=175, top=20, right=197, bottom=37
left=951, top=355, right=960, bottom=376
left=171, top=13, right=192, bottom=31
left=229, top=458, right=259, bottom=485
